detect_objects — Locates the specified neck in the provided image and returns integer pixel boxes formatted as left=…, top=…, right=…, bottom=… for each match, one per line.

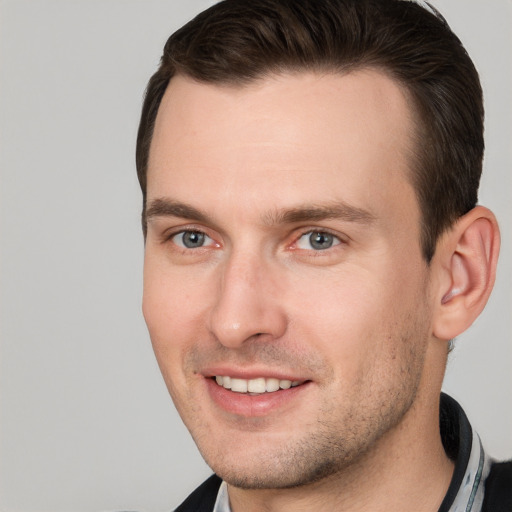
left=228, top=393, right=454, bottom=512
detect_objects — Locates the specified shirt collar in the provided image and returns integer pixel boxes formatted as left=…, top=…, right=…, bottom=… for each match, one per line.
left=212, top=480, right=230, bottom=512
left=439, top=393, right=492, bottom=512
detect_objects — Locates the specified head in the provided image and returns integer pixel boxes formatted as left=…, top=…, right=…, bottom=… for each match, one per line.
left=137, top=0, right=484, bottom=262
left=138, top=0, right=499, bottom=494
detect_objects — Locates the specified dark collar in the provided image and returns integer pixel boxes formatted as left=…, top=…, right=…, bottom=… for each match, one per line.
left=438, top=393, right=474, bottom=512
left=174, top=473, right=222, bottom=512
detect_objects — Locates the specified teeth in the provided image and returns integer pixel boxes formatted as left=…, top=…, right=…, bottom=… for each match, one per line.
left=247, top=378, right=266, bottom=393
left=266, top=378, right=280, bottom=392
left=279, top=380, right=291, bottom=390
left=214, top=376, right=304, bottom=394
left=222, top=376, right=231, bottom=389
left=230, top=378, right=248, bottom=393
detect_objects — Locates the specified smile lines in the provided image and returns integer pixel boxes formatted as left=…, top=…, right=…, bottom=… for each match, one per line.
left=215, top=376, right=304, bottom=394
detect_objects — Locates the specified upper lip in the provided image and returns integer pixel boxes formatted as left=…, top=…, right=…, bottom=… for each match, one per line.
left=200, top=366, right=310, bottom=382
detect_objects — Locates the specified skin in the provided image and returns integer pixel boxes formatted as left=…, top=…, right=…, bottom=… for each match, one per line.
left=143, top=70, right=457, bottom=511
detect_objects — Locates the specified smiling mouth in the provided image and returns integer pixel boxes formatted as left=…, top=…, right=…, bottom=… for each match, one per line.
left=214, top=376, right=305, bottom=394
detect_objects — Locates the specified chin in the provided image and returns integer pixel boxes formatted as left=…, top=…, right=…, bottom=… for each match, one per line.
left=197, top=430, right=366, bottom=490
left=216, top=461, right=345, bottom=490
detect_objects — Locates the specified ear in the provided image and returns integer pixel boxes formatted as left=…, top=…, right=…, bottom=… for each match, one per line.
left=432, top=206, right=500, bottom=340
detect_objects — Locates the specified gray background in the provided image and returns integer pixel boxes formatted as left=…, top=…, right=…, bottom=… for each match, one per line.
left=0, top=1, right=510, bottom=511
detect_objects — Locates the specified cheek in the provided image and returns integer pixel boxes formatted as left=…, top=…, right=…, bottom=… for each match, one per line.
left=143, top=251, right=211, bottom=330
left=142, top=258, right=208, bottom=380
left=287, top=262, right=427, bottom=378
left=142, top=283, right=198, bottom=416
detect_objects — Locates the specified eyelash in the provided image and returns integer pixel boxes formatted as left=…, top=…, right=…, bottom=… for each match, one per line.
left=162, top=227, right=346, bottom=255
left=292, top=229, right=343, bottom=252
left=163, top=226, right=218, bottom=250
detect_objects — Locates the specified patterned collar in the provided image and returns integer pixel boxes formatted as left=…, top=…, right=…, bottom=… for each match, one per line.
left=213, top=394, right=491, bottom=512
left=438, top=394, right=492, bottom=511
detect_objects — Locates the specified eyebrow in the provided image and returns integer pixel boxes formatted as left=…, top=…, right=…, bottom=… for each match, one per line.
left=263, top=203, right=376, bottom=225
left=146, top=198, right=210, bottom=224
left=145, top=197, right=376, bottom=227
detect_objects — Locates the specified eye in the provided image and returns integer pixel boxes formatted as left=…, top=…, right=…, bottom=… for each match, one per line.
left=296, top=231, right=341, bottom=251
left=171, top=230, right=214, bottom=249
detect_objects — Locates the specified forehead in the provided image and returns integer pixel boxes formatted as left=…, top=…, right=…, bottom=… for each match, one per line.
left=147, top=70, right=418, bottom=222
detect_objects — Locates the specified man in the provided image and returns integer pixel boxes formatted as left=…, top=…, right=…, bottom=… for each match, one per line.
left=136, top=0, right=511, bottom=510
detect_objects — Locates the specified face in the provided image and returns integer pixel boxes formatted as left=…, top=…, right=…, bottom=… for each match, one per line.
left=143, top=71, right=435, bottom=488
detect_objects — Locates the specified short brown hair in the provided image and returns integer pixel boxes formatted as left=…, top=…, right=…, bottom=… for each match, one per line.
left=136, top=0, right=484, bottom=261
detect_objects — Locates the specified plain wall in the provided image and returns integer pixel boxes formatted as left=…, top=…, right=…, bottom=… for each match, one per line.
left=0, top=1, right=510, bottom=511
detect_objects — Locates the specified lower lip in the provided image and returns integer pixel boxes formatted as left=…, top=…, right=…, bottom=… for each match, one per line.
left=206, top=378, right=310, bottom=417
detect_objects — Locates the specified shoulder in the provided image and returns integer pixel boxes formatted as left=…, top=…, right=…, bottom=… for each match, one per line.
left=174, top=474, right=222, bottom=512
left=482, top=460, right=512, bottom=512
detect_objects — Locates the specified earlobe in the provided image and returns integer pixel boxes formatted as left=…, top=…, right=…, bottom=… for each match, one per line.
left=432, top=206, right=500, bottom=341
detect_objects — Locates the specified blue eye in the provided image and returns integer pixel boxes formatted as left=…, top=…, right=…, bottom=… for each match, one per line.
left=172, top=231, right=212, bottom=249
left=296, top=231, right=340, bottom=251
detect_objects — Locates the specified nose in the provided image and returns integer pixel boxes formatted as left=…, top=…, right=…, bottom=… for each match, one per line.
left=208, top=251, right=288, bottom=348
